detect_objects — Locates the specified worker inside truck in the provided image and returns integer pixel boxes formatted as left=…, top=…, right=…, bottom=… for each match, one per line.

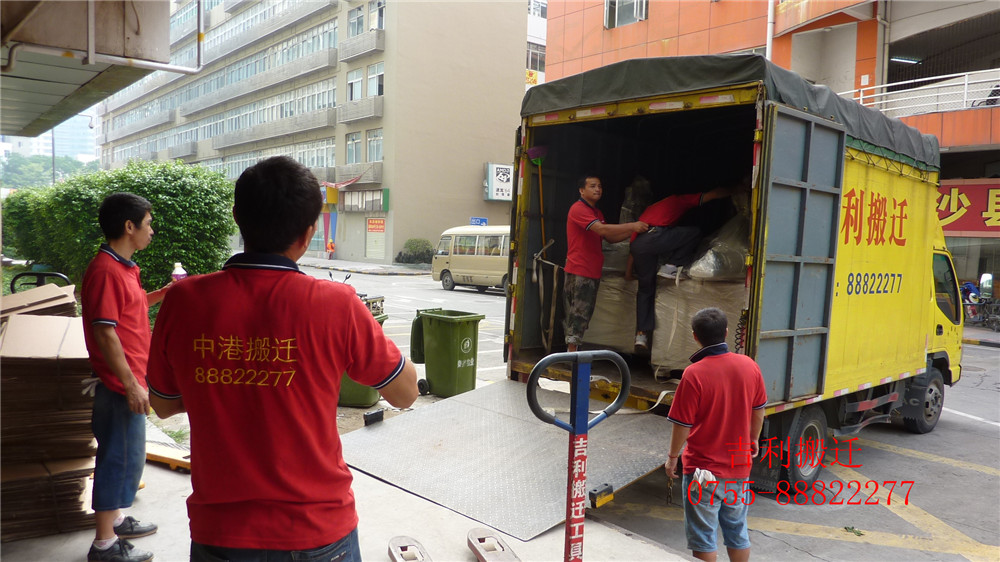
left=625, top=175, right=749, bottom=352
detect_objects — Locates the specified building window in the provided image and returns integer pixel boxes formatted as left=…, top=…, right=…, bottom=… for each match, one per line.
left=367, top=62, right=384, bottom=97
left=367, top=128, right=383, bottom=162
left=348, top=7, right=365, bottom=38
left=347, top=69, right=364, bottom=101
left=605, top=0, right=647, bottom=29
left=369, top=0, right=385, bottom=30
left=527, top=42, right=545, bottom=73
left=340, top=189, right=384, bottom=212
left=529, top=0, right=547, bottom=18
left=346, top=132, right=362, bottom=164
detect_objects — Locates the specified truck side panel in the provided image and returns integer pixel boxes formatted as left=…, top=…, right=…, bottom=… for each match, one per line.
left=825, top=150, right=942, bottom=393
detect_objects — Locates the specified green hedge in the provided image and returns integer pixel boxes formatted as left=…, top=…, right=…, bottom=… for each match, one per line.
left=2, top=160, right=236, bottom=291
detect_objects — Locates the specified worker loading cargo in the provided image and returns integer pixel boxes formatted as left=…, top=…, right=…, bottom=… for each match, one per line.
left=626, top=176, right=749, bottom=352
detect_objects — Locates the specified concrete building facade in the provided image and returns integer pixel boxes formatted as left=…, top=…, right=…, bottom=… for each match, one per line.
left=98, top=0, right=526, bottom=262
left=543, top=0, right=999, bottom=292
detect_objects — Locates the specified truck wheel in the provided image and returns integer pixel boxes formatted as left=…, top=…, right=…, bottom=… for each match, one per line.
left=785, top=405, right=827, bottom=486
left=441, top=271, right=455, bottom=291
left=502, top=275, right=509, bottom=297
left=904, top=369, right=944, bottom=434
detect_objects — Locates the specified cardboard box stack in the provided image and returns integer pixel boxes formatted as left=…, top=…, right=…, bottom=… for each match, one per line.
left=0, top=283, right=77, bottom=320
left=0, top=314, right=96, bottom=541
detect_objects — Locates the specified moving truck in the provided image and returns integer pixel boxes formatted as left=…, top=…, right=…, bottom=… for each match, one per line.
left=504, top=55, right=963, bottom=488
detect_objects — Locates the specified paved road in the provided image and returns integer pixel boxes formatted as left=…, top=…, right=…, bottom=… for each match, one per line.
left=310, top=267, right=1000, bottom=562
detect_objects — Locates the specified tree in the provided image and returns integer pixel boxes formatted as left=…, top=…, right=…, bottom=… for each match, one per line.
left=0, top=153, right=101, bottom=189
left=2, top=160, right=236, bottom=290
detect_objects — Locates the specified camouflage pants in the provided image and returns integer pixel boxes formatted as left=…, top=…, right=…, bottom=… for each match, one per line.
left=563, top=273, right=600, bottom=345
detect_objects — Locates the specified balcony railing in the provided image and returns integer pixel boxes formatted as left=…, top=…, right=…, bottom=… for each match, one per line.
left=337, top=96, right=383, bottom=123
left=168, top=141, right=197, bottom=160
left=211, top=107, right=337, bottom=150
left=839, top=68, right=1000, bottom=119
left=338, top=29, right=384, bottom=62
left=335, top=161, right=382, bottom=184
left=205, top=0, right=337, bottom=65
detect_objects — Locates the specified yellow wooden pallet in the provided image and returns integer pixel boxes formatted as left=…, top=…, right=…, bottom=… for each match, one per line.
left=146, top=442, right=191, bottom=472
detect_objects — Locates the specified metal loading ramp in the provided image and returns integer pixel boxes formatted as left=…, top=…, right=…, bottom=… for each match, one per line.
left=341, top=379, right=672, bottom=540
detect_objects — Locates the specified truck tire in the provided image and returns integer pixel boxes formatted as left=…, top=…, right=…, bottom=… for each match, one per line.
left=785, top=405, right=827, bottom=486
left=441, top=271, right=455, bottom=291
left=903, top=368, right=944, bottom=434
left=502, top=275, right=509, bottom=297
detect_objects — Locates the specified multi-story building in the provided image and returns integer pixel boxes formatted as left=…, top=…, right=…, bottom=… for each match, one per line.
left=98, top=0, right=526, bottom=263
left=543, top=0, right=999, bottom=289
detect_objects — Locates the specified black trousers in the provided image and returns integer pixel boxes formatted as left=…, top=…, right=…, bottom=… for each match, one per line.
left=631, top=226, right=702, bottom=333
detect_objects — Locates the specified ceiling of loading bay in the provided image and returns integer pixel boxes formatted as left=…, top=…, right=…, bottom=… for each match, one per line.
left=888, top=10, right=1000, bottom=84
left=1, top=0, right=161, bottom=138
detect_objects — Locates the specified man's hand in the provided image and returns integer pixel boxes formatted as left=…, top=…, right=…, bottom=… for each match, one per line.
left=750, top=439, right=760, bottom=459
left=665, top=456, right=680, bottom=478
left=632, top=221, right=649, bottom=233
left=124, top=380, right=150, bottom=415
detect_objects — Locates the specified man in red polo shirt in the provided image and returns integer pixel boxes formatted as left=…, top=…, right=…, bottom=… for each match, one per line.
left=666, top=308, right=766, bottom=562
left=628, top=186, right=734, bottom=350
left=83, top=193, right=169, bottom=562
left=564, top=175, right=648, bottom=351
left=147, top=156, right=418, bottom=561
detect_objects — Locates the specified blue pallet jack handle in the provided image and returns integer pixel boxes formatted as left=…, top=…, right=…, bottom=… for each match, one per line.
left=526, top=351, right=631, bottom=562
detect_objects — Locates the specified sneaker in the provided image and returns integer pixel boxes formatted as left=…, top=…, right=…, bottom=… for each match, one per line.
left=635, top=332, right=649, bottom=350
left=88, top=538, right=153, bottom=562
left=657, top=263, right=679, bottom=278
left=113, top=516, right=158, bottom=539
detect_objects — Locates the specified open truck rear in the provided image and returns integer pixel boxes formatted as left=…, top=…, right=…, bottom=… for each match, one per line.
left=504, top=55, right=964, bottom=488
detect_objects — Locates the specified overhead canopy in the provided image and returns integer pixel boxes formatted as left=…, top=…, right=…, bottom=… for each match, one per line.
left=521, top=55, right=939, bottom=168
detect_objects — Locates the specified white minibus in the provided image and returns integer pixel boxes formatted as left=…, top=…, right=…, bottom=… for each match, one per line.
left=431, top=226, right=510, bottom=292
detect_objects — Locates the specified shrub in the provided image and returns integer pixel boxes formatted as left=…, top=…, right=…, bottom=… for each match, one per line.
left=2, top=160, right=236, bottom=291
left=395, top=238, right=433, bottom=264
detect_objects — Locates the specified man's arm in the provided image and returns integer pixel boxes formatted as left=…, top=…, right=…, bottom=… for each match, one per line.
left=146, top=283, right=173, bottom=306
left=665, top=423, right=691, bottom=478
left=750, top=408, right=765, bottom=458
left=701, top=185, right=737, bottom=204
left=590, top=220, right=648, bottom=243
left=92, top=324, right=149, bottom=414
left=377, top=357, right=419, bottom=408
left=150, top=394, right=186, bottom=418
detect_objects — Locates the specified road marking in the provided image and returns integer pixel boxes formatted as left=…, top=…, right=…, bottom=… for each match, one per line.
left=852, top=437, right=1000, bottom=477
left=943, top=407, right=1000, bottom=428
left=826, top=464, right=998, bottom=562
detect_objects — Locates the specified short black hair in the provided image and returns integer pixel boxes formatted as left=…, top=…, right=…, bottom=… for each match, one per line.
left=98, top=193, right=151, bottom=240
left=234, top=156, right=322, bottom=253
left=691, top=307, right=727, bottom=346
left=577, top=174, right=600, bottom=190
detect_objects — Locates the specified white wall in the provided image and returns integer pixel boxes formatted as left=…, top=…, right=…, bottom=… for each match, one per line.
left=791, top=24, right=857, bottom=94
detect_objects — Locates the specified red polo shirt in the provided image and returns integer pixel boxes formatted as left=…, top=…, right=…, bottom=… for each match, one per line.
left=630, top=192, right=703, bottom=242
left=566, top=198, right=606, bottom=279
left=82, top=245, right=151, bottom=394
left=147, top=253, right=405, bottom=550
left=667, top=346, right=767, bottom=480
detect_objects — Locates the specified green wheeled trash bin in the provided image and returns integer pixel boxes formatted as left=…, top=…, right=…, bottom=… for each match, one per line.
left=412, top=310, right=485, bottom=398
left=338, top=313, right=389, bottom=407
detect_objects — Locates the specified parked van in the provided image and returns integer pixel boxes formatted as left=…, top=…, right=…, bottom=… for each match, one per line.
left=432, top=226, right=510, bottom=293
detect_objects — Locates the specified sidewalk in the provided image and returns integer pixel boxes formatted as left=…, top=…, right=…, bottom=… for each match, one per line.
left=1, top=452, right=686, bottom=562
left=963, top=325, right=1000, bottom=348
left=297, top=255, right=430, bottom=276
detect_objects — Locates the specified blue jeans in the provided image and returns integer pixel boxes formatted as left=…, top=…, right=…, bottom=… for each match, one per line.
left=91, top=382, right=147, bottom=511
left=682, top=473, right=752, bottom=553
left=191, top=528, right=361, bottom=562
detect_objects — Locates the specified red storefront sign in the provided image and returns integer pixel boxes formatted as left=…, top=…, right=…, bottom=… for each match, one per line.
left=937, top=179, right=1000, bottom=237
left=367, top=218, right=386, bottom=233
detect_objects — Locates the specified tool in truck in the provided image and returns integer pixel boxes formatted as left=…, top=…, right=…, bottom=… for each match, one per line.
left=505, top=54, right=963, bottom=490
